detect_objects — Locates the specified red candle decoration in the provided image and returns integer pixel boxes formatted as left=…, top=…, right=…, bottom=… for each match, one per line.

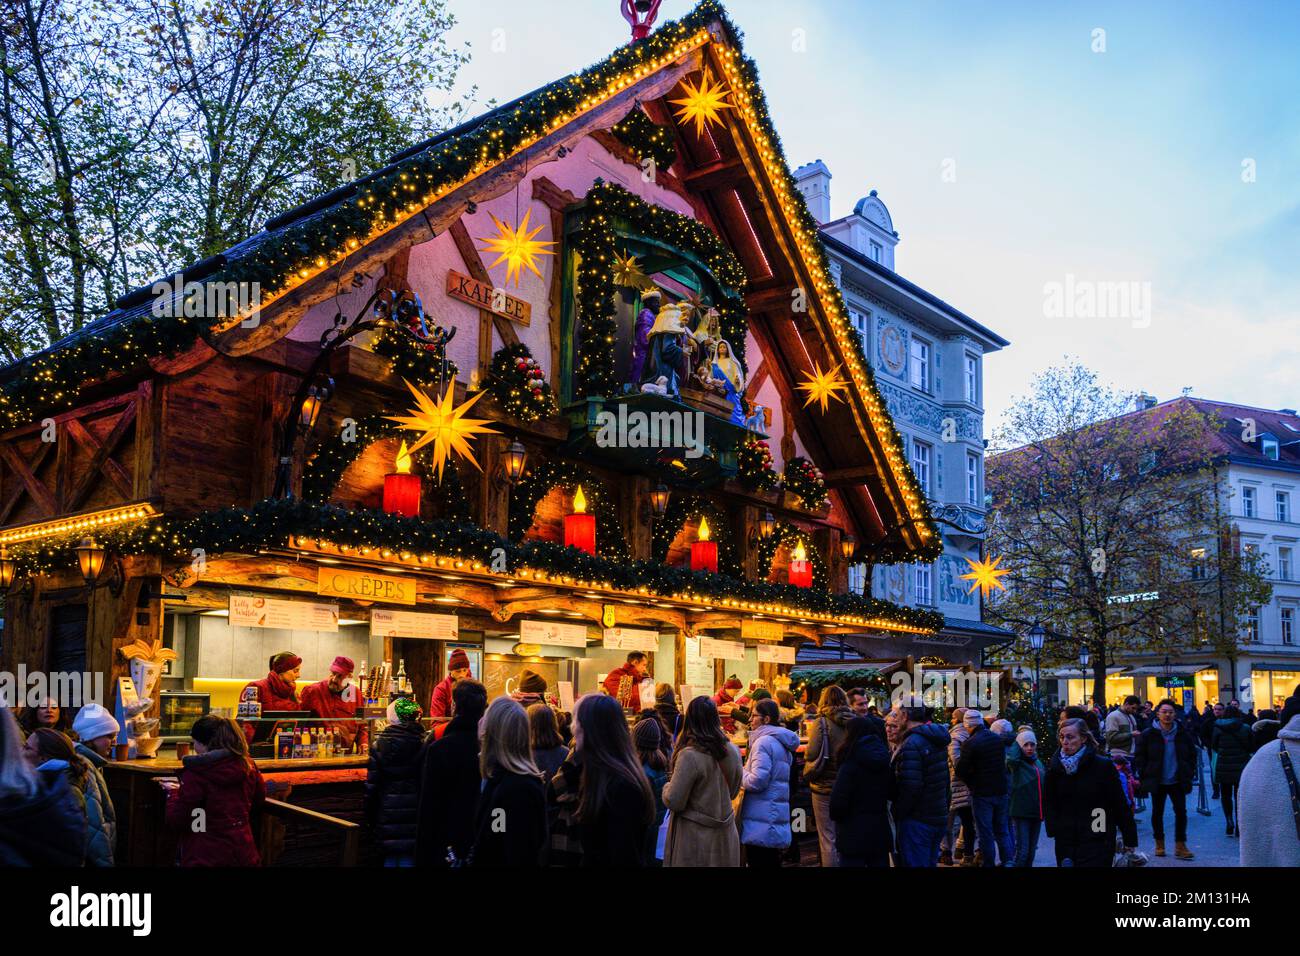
left=788, top=540, right=813, bottom=588
left=690, top=515, right=719, bottom=573
left=564, top=485, right=597, bottom=555
left=382, top=440, right=422, bottom=518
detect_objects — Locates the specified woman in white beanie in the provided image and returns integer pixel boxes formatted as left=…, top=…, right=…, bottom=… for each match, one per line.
left=70, top=704, right=120, bottom=866
left=1007, top=729, right=1045, bottom=866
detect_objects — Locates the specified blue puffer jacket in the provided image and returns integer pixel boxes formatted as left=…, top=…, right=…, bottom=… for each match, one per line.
left=891, top=723, right=952, bottom=828
left=738, top=724, right=800, bottom=849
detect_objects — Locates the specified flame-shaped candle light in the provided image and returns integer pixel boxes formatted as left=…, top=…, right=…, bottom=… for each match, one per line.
left=690, top=515, right=719, bottom=573
left=382, top=440, right=422, bottom=517
left=788, top=539, right=812, bottom=588
left=564, top=484, right=597, bottom=555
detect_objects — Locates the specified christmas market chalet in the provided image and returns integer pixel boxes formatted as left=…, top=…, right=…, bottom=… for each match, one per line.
left=0, top=2, right=988, bottom=863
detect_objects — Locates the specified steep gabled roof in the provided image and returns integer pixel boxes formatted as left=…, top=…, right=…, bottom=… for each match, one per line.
left=0, top=0, right=939, bottom=562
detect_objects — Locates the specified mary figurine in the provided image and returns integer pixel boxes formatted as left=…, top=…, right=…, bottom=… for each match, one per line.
left=711, top=339, right=747, bottom=425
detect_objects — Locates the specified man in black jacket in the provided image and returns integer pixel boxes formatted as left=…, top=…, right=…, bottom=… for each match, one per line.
left=955, top=709, right=1014, bottom=866
left=415, top=679, right=488, bottom=867
left=889, top=696, right=951, bottom=867
left=1133, top=699, right=1198, bottom=859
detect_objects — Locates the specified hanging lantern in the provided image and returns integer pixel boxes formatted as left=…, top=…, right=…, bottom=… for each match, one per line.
left=503, top=441, right=528, bottom=484
left=0, top=546, right=15, bottom=589
left=564, top=485, right=597, bottom=555
left=382, top=440, right=422, bottom=517
left=757, top=510, right=776, bottom=539
left=841, top=535, right=857, bottom=561
left=300, top=382, right=330, bottom=428
left=690, top=515, right=719, bottom=573
left=75, top=537, right=106, bottom=585
left=650, top=483, right=671, bottom=517
left=788, top=540, right=812, bottom=589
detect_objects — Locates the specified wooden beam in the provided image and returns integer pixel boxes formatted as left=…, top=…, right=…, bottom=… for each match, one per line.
left=822, top=465, right=877, bottom=487
left=681, top=157, right=747, bottom=192
left=0, top=441, right=57, bottom=516
left=447, top=217, right=521, bottom=369
left=66, top=401, right=137, bottom=510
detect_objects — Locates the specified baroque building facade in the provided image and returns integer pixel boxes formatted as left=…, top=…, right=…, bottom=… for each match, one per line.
left=795, top=160, right=1014, bottom=667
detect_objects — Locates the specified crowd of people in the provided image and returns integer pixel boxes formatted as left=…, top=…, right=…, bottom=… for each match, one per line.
left=3, top=655, right=1299, bottom=868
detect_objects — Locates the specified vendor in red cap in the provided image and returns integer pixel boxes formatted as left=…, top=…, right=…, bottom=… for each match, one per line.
left=429, top=647, right=472, bottom=721
left=243, top=651, right=305, bottom=712
left=301, top=656, right=367, bottom=752
left=713, top=674, right=744, bottom=734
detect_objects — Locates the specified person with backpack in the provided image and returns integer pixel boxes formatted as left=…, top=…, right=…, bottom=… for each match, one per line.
left=1104, top=696, right=1141, bottom=756
left=802, top=684, right=853, bottom=866
left=956, top=709, right=1015, bottom=866
left=1211, top=704, right=1254, bottom=836
left=365, top=696, right=426, bottom=866
left=1237, top=695, right=1300, bottom=866
left=161, top=715, right=266, bottom=866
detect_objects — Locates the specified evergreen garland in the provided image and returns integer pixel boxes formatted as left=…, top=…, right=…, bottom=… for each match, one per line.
left=507, top=458, right=628, bottom=558
left=782, top=456, right=828, bottom=511
left=301, top=413, right=471, bottom=520
left=651, top=494, right=741, bottom=577
left=609, top=107, right=677, bottom=173
left=369, top=316, right=458, bottom=391
left=486, top=343, right=557, bottom=422
left=756, top=520, right=830, bottom=591
left=736, top=437, right=778, bottom=491
left=571, top=180, right=748, bottom=398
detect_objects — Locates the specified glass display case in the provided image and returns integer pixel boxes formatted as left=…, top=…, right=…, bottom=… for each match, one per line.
left=158, top=691, right=210, bottom=741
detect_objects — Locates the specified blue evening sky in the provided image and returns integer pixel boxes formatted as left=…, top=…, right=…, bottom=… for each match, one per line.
left=439, top=0, right=1300, bottom=429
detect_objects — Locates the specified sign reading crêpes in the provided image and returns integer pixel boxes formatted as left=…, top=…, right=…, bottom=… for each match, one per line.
left=446, top=270, right=531, bottom=326
left=371, top=609, right=458, bottom=641
left=317, top=568, right=416, bottom=605
left=230, top=595, right=339, bottom=632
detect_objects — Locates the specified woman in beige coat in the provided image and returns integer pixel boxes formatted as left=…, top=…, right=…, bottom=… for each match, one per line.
left=662, top=696, right=742, bottom=867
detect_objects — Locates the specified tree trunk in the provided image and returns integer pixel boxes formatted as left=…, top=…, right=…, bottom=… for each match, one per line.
left=1091, top=646, right=1108, bottom=710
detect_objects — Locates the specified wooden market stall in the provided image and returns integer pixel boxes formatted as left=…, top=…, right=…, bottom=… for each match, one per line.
left=0, top=1, right=945, bottom=865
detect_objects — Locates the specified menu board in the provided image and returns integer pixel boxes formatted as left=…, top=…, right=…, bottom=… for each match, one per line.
left=602, top=627, right=659, bottom=653
left=520, top=619, right=589, bottom=648
left=699, top=637, right=745, bottom=661
left=371, top=608, right=458, bottom=640
left=684, top=636, right=715, bottom=692
left=757, top=643, right=797, bottom=664
left=229, top=594, right=338, bottom=632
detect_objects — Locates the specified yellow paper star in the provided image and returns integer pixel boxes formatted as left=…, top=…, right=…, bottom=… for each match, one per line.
left=669, top=70, right=735, bottom=137
left=386, top=380, right=499, bottom=482
left=612, top=252, right=649, bottom=290
left=478, top=209, right=556, bottom=287
left=797, top=362, right=851, bottom=413
left=959, top=555, right=1012, bottom=599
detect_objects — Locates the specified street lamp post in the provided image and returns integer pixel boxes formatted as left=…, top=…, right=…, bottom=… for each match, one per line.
left=1028, top=623, right=1046, bottom=710
left=1078, top=643, right=1091, bottom=706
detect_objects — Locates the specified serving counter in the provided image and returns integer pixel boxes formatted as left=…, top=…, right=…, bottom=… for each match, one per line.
left=104, top=750, right=370, bottom=866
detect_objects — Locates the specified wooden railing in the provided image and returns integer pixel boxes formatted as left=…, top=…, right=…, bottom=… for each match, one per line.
left=258, top=798, right=360, bottom=867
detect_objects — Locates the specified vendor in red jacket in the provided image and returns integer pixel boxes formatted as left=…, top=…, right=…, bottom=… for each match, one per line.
left=712, top=675, right=744, bottom=734
left=244, top=652, right=305, bottom=711
left=429, top=647, right=473, bottom=722
left=300, top=656, right=367, bottom=752
left=602, top=651, right=649, bottom=711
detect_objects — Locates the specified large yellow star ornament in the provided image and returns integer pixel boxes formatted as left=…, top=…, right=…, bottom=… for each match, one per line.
left=612, top=253, right=650, bottom=290
left=797, top=362, right=851, bottom=413
left=669, top=70, right=735, bottom=137
left=387, top=380, right=499, bottom=481
left=960, top=555, right=1012, bottom=599
left=478, top=209, right=555, bottom=287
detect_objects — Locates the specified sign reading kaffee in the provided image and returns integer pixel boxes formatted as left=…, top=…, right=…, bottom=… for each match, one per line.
left=446, top=269, right=531, bottom=325
left=317, top=567, right=416, bottom=605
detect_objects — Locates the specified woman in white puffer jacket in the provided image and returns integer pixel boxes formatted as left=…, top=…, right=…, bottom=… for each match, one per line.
left=737, top=699, right=801, bottom=867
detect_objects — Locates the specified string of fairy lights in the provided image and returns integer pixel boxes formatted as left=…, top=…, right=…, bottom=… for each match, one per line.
left=0, top=2, right=942, bottom=625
